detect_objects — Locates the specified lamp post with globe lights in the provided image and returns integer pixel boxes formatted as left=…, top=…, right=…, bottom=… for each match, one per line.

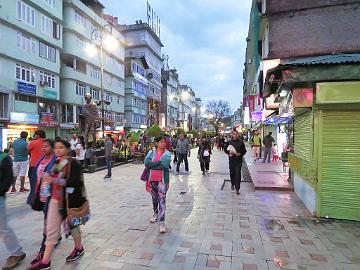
left=85, top=24, right=118, bottom=137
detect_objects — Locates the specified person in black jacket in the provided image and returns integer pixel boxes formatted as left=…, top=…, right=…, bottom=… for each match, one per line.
left=224, top=130, right=247, bottom=194
left=0, top=151, right=27, bottom=270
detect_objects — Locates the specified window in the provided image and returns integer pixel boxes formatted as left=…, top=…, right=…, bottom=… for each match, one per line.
left=16, top=64, right=35, bottom=83
left=41, top=15, right=60, bottom=39
left=115, top=113, right=123, bottom=123
left=105, top=73, right=112, bottom=84
left=39, top=42, right=56, bottom=62
left=15, top=93, right=36, bottom=103
left=76, top=37, right=84, bottom=48
left=91, top=88, right=99, bottom=100
left=117, top=96, right=120, bottom=104
left=16, top=31, right=36, bottom=54
left=44, top=0, right=55, bottom=8
left=39, top=71, right=55, bottom=88
left=76, top=82, right=85, bottom=96
left=0, top=93, right=9, bottom=119
left=139, top=51, right=146, bottom=57
left=105, top=93, right=113, bottom=103
left=75, top=11, right=86, bottom=28
left=17, top=1, right=35, bottom=27
left=132, top=62, right=145, bottom=77
left=90, top=66, right=100, bottom=79
left=262, top=24, right=269, bottom=58
left=90, top=24, right=99, bottom=40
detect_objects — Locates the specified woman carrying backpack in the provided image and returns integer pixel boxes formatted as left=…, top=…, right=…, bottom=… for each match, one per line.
left=198, top=138, right=212, bottom=175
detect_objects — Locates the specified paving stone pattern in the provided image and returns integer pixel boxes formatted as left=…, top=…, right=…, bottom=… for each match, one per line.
left=1, top=150, right=360, bottom=270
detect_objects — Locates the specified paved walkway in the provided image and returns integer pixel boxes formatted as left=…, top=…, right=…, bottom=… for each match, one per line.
left=1, top=150, right=360, bottom=270
left=244, top=148, right=293, bottom=191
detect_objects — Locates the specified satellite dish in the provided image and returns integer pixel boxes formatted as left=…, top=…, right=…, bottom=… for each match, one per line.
left=147, top=73, right=153, bottom=79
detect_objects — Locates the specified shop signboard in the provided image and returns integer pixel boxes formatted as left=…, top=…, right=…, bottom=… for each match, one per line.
left=43, top=89, right=57, bottom=100
left=279, top=92, right=294, bottom=116
left=60, top=123, right=75, bottom=129
left=251, top=111, right=264, bottom=122
left=17, top=81, right=36, bottom=96
left=10, top=112, right=39, bottom=125
left=249, top=96, right=255, bottom=113
left=244, top=107, right=250, bottom=125
left=293, top=88, right=313, bottom=107
left=266, top=94, right=279, bottom=109
left=39, top=113, right=59, bottom=127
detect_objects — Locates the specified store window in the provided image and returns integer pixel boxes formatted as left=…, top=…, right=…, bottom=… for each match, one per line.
left=15, top=93, right=36, bottom=103
left=38, top=99, right=56, bottom=118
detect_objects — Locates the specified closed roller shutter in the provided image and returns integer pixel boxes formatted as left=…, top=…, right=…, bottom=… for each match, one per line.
left=320, top=111, right=360, bottom=221
left=294, top=112, right=312, bottom=161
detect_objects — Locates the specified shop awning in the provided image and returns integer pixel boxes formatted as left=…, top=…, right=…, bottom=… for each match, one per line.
left=263, top=54, right=360, bottom=97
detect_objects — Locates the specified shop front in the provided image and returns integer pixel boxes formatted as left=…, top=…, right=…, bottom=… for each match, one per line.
left=1, top=112, right=39, bottom=149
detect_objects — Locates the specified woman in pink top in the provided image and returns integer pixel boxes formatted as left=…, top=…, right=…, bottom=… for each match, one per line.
left=144, top=136, right=171, bottom=233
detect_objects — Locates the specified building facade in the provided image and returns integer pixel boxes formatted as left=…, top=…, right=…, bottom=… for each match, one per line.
left=178, top=85, right=195, bottom=131
left=243, top=0, right=360, bottom=220
left=0, top=0, right=63, bottom=149
left=124, top=56, right=149, bottom=131
left=61, top=0, right=125, bottom=138
left=119, top=21, right=163, bottom=127
left=161, top=68, right=179, bottom=129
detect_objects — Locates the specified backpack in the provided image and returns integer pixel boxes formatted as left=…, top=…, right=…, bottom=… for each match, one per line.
left=0, top=152, right=13, bottom=193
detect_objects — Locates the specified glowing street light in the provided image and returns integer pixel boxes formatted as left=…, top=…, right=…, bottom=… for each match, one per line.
left=85, top=43, right=97, bottom=57
left=192, top=107, right=196, bottom=112
left=103, top=34, right=118, bottom=51
left=181, top=91, right=189, bottom=100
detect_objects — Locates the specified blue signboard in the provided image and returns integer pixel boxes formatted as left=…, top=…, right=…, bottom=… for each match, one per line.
left=10, top=112, right=39, bottom=125
left=17, top=81, right=36, bottom=96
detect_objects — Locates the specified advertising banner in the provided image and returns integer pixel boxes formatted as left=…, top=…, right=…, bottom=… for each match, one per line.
left=40, top=113, right=59, bottom=127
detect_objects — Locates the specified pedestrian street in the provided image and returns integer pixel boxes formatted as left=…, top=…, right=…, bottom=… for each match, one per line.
left=1, top=150, right=360, bottom=270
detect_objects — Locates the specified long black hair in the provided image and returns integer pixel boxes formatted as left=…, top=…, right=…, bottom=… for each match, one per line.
left=78, top=135, right=86, bottom=149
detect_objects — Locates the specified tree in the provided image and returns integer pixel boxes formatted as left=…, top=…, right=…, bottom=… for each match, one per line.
left=147, top=124, right=163, bottom=138
left=206, top=100, right=232, bottom=134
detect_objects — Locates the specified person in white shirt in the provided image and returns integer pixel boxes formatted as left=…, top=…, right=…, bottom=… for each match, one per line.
left=69, top=134, right=78, bottom=157
left=75, top=136, right=86, bottom=167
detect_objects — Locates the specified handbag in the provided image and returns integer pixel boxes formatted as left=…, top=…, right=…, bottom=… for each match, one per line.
left=203, top=149, right=210, bottom=157
left=66, top=158, right=90, bottom=226
left=31, top=191, right=44, bottom=211
left=140, top=167, right=150, bottom=181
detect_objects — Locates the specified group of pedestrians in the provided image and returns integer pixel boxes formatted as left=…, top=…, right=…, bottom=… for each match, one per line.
left=1, top=130, right=89, bottom=270
left=250, top=131, right=276, bottom=163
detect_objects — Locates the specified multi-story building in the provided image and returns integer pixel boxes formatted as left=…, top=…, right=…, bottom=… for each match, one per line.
left=0, top=0, right=63, bottom=149
left=60, top=0, right=125, bottom=138
left=178, top=85, right=195, bottom=131
left=161, top=68, right=179, bottom=129
left=124, top=56, right=149, bottom=131
left=119, top=21, right=163, bottom=127
left=244, top=0, right=360, bottom=220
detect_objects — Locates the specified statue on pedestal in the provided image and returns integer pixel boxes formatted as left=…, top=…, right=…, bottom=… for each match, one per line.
left=79, top=93, right=100, bottom=147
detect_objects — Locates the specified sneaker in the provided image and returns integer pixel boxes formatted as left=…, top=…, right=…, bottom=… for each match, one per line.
left=104, top=175, right=111, bottom=179
left=66, top=247, right=84, bottom=262
left=236, top=189, right=240, bottom=195
left=30, top=253, right=43, bottom=265
left=159, top=223, right=166, bottom=233
left=19, top=187, right=29, bottom=192
left=174, top=171, right=179, bottom=175
left=202, top=171, right=205, bottom=175
left=10, top=188, right=16, bottom=193
left=150, top=214, right=158, bottom=223
left=27, top=260, right=50, bottom=270
left=2, top=253, right=26, bottom=270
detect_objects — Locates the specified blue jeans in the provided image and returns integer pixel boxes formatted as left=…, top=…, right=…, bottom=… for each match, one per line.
left=0, top=197, right=23, bottom=256
left=106, top=156, right=112, bottom=176
left=263, top=147, right=272, bottom=163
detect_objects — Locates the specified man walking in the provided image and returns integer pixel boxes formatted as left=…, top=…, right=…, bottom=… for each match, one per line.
left=224, top=130, right=247, bottom=194
left=171, top=135, right=178, bottom=163
left=251, top=131, right=261, bottom=162
left=11, top=131, right=29, bottom=193
left=263, top=132, right=275, bottom=163
left=104, top=134, right=113, bottom=179
left=0, top=149, right=27, bottom=269
left=27, top=130, right=46, bottom=203
left=175, top=134, right=190, bottom=174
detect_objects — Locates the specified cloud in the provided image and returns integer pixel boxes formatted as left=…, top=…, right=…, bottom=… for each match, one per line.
left=101, top=0, right=252, bottom=111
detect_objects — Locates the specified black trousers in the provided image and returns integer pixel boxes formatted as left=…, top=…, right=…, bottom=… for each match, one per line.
left=200, top=162, right=209, bottom=172
left=173, top=151, right=178, bottom=163
left=229, top=163, right=242, bottom=190
left=176, top=154, right=189, bottom=172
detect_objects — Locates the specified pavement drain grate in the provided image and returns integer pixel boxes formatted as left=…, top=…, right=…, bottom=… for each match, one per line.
left=262, top=218, right=285, bottom=232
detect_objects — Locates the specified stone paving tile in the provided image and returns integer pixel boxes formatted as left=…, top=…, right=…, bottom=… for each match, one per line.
left=1, top=150, right=360, bottom=270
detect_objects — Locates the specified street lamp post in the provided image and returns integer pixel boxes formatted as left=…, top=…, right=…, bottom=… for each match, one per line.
left=87, top=24, right=117, bottom=138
